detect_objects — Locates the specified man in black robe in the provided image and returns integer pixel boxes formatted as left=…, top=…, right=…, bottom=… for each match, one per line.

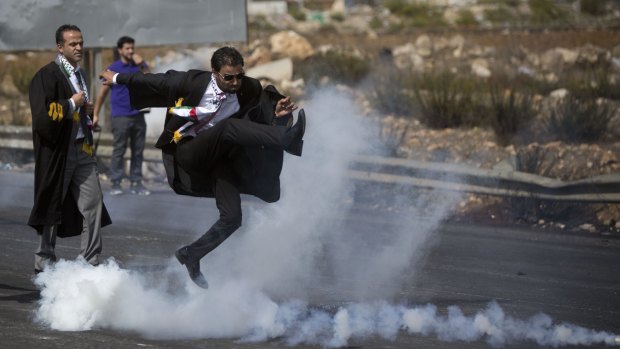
left=29, top=24, right=112, bottom=273
left=99, top=46, right=306, bottom=288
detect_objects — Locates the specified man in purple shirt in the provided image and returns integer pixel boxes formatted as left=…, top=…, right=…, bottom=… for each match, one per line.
left=94, top=36, right=150, bottom=196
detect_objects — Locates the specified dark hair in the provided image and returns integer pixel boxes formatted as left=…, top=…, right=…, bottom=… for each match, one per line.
left=117, top=36, right=135, bottom=49
left=211, top=46, right=244, bottom=72
left=55, top=24, right=81, bottom=45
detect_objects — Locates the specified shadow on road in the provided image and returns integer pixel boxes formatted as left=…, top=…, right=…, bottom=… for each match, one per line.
left=0, top=283, right=40, bottom=303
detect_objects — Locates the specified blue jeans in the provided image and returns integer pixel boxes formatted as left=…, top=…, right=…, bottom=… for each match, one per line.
left=109, top=113, right=147, bottom=183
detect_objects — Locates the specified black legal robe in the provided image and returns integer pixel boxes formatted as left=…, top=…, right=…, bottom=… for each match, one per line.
left=28, top=62, right=112, bottom=237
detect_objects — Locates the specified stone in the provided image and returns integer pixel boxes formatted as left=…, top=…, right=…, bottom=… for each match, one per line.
left=269, top=30, right=315, bottom=60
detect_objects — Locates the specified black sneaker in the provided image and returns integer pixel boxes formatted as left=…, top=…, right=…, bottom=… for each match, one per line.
left=130, top=181, right=151, bottom=196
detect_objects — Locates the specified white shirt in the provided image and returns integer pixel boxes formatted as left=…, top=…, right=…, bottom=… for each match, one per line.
left=173, top=75, right=240, bottom=139
left=67, top=67, right=89, bottom=140
left=197, top=75, right=240, bottom=128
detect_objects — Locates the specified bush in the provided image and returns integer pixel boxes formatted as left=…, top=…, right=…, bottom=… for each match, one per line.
left=369, top=16, right=383, bottom=30
left=384, top=0, right=415, bottom=16
left=294, top=49, right=370, bottom=86
left=330, top=12, right=345, bottom=22
left=484, top=6, right=516, bottom=24
left=384, top=0, right=445, bottom=28
left=456, top=9, right=478, bottom=27
left=528, top=0, right=567, bottom=23
left=413, top=71, right=483, bottom=129
left=288, top=6, right=306, bottom=21
left=544, top=96, right=613, bottom=143
left=487, top=87, right=537, bottom=146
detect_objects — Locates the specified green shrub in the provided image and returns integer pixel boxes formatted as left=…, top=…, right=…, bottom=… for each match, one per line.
left=330, top=12, right=345, bottom=22
left=289, top=6, right=306, bottom=21
left=294, top=49, right=370, bottom=86
left=488, top=87, right=537, bottom=146
left=528, top=0, right=566, bottom=23
left=484, top=6, right=516, bottom=24
left=413, top=71, right=482, bottom=129
left=384, top=0, right=414, bottom=16
left=384, top=0, right=445, bottom=28
left=545, top=96, right=613, bottom=143
left=369, top=16, right=383, bottom=30
left=456, top=9, right=478, bottom=27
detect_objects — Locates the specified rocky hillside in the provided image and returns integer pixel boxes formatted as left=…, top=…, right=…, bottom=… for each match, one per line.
left=238, top=3, right=620, bottom=233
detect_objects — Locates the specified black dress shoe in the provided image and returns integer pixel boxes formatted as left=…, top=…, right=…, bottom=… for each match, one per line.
left=175, top=247, right=209, bottom=289
left=283, top=109, right=306, bottom=157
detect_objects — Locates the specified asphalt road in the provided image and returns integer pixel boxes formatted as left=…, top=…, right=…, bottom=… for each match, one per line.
left=1, top=169, right=619, bottom=349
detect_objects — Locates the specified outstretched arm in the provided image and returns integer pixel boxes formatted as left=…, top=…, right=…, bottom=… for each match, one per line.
left=99, top=70, right=117, bottom=86
left=99, top=69, right=185, bottom=109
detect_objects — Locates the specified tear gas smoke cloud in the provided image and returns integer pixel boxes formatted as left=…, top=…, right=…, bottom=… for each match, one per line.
left=32, top=88, right=619, bottom=347
left=35, top=259, right=619, bottom=347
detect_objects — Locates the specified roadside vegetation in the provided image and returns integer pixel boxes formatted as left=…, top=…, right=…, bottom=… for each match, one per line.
left=279, top=0, right=620, bottom=229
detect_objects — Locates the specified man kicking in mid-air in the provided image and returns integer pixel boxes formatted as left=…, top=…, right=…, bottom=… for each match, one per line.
left=100, top=46, right=306, bottom=288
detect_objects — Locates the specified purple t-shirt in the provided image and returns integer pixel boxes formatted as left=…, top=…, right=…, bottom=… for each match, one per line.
left=108, top=59, right=147, bottom=117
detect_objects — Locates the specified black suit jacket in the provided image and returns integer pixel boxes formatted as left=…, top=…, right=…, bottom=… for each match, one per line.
left=118, top=70, right=290, bottom=202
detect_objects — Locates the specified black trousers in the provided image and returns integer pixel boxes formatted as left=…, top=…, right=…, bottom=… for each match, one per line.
left=176, top=118, right=287, bottom=261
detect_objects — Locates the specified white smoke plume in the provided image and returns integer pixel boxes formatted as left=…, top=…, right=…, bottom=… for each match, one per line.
left=32, top=88, right=619, bottom=347
left=33, top=259, right=618, bottom=347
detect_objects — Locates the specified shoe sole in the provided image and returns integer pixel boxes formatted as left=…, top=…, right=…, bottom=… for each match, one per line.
left=298, top=109, right=306, bottom=139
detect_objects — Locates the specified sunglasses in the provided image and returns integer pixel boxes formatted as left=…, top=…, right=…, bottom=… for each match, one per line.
left=217, top=71, right=245, bottom=81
